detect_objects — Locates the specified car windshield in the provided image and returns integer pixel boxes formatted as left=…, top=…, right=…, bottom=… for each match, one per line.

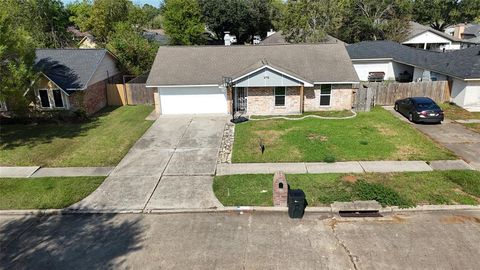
left=416, top=102, right=440, bottom=110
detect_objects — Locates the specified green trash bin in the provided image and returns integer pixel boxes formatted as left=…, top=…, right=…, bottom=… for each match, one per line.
left=288, top=189, right=305, bottom=219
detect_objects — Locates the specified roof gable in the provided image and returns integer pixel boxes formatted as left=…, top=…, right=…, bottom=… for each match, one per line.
left=34, top=49, right=110, bottom=91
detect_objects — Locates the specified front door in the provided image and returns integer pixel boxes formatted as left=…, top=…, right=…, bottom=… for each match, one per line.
left=234, top=87, right=247, bottom=113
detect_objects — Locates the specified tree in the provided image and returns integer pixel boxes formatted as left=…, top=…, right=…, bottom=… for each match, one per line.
left=67, top=0, right=93, bottom=32
left=0, top=3, right=37, bottom=115
left=282, top=0, right=346, bottom=43
left=412, top=0, right=480, bottom=31
left=89, top=0, right=130, bottom=43
left=142, top=4, right=162, bottom=28
left=106, top=22, right=159, bottom=75
left=198, top=0, right=282, bottom=43
left=163, top=0, right=205, bottom=45
left=338, top=0, right=412, bottom=43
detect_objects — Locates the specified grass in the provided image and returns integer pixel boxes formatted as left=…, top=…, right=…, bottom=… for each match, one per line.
left=0, top=177, right=105, bottom=209
left=232, top=106, right=455, bottom=163
left=440, top=103, right=480, bottom=120
left=0, top=106, right=154, bottom=167
left=250, top=110, right=355, bottom=119
left=464, top=123, right=480, bottom=133
left=213, top=171, right=480, bottom=207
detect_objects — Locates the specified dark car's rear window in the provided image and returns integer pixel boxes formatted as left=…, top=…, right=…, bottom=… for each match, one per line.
left=416, top=102, right=440, bottom=110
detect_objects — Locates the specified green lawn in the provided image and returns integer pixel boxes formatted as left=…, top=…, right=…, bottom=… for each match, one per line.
left=213, top=171, right=480, bottom=207
left=0, top=106, right=153, bottom=167
left=0, top=177, right=104, bottom=209
left=232, top=107, right=455, bottom=163
left=440, top=103, right=480, bottom=120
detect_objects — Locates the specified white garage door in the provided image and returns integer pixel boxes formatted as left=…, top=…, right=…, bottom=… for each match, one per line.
left=159, top=86, right=228, bottom=115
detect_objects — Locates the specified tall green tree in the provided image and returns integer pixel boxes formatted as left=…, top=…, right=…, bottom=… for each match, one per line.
left=106, top=22, right=159, bottom=75
left=0, top=3, right=37, bottom=114
left=198, top=0, right=282, bottom=43
left=67, top=0, right=93, bottom=32
left=163, top=0, right=205, bottom=45
left=412, top=0, right=480, bottom=31
left=339, top=0, right=412, bottom=43
left=282, top=0, right=346, bottom=43
left=89, top=0, right=130, bottom=43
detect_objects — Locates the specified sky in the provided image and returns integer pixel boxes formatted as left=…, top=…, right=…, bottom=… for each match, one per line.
left=61, top=0, right=163, bottom=7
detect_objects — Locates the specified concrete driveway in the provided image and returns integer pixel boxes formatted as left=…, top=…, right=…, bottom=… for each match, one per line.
left=70, top=115, right=228, bottom=211
left=386, top=107, right=480, bottom=170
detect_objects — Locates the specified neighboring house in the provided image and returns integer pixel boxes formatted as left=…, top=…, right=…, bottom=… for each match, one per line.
left=403, top=21, right=474, bottom=51
left=143, top=29, right=170, bottom=45
left=67, top=26, right=98, bottom=48
left=146, top=44, right=359, bottom=115
left=446, top=23, right=480, bottom=40
left=347, top=41, right=480, bottom=110
left=30, top=49, right=121, bottom=115
left=259, top=30, right=344, bottom=45
left=78, top=35, right=98, bottom=49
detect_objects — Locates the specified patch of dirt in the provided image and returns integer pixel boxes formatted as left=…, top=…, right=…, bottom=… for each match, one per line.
left=342, top=175, right=358, bottom=184
left=307, top=133, right=328, bottom=142
left=375, top=124, right=398, bottom=136
left=254, top=130, right=284, bottom=145
left=391, top=215, right=408, bottom=224
left=440, top=215, right=480, bottom=224
left=392, top=145, right=422, bottom=160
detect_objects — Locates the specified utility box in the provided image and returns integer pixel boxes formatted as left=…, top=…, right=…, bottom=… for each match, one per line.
left=273, top=171, right=288, bottom=207
left=288, top=189, right=306, bottom=219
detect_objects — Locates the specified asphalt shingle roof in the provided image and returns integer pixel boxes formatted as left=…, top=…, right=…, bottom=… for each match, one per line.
left=146, top=44, right=359, bottom=86
left=34, top=49, right=108, bottom=90
left=346, top=41, right=480, bottom=79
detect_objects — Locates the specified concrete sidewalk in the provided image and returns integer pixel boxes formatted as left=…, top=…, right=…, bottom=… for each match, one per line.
left=216, top=160, right=473, bottom=175
left=0, top=166, right=113, bottom=178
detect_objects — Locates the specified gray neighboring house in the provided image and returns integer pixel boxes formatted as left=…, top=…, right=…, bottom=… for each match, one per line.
left=347, top=41, right=480, bottom=111
left=30, top=49, right=121, bottom=115
left=146, top=44, right=359, bottom=115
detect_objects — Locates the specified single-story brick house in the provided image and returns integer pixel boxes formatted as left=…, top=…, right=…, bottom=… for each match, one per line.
left=146, top=44, right=359, bottom=115
left=30, top=49, right=121, bottom=115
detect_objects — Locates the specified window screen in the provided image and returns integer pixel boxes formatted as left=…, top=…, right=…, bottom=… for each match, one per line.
left=52, top=90, right=64, bottom=108
left=39, top=90, right=50, bottom=108
left=274, top=87, right=286, bottom=106
left=320, top=85, right=331, bottom=106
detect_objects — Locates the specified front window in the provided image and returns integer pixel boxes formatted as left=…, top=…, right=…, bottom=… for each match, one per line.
left=319, top=84, right=331, bottom=106
left=52, top=90, right=64, bottom=108
left=39, top=90, right=50, bottom=108
left=274, top=87, right=286, bottom=106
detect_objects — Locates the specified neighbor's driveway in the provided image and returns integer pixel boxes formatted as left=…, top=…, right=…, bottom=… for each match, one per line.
left=70, top=114, right=229, bottom=211
left=386, top=107, right=480, bottom=170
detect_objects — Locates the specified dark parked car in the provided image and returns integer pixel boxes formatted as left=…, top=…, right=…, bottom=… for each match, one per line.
left=394, top=97, right=444, bottom=124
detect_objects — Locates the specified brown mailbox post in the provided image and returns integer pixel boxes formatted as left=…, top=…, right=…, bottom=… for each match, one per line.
left=273, top=171, right=288, bottom=207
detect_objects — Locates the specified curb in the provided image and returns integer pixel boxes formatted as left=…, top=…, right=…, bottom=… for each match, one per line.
left=2, top=205, right=479, bottom=216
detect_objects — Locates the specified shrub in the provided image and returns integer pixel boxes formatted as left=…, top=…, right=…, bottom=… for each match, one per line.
left=324, top=155, right=336, bottom=163
left=354, top=180, right=412, bottom=207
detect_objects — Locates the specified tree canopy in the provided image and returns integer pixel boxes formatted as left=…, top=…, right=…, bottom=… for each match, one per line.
left=412, top=0, right=480, bottom=31
left=162, top=0, right=205, bottom=45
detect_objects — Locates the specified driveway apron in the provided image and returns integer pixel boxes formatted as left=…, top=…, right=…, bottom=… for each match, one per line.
left=70, top=115, right=227, bottom=212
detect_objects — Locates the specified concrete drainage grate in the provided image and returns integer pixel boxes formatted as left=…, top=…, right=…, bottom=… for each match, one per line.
left=332, top=200, right=382, bottom=217
left=339, top=210, right=382, bottom=218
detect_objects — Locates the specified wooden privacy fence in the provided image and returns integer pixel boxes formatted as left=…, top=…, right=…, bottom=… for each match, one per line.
left=354, top=81, right=451, bottom=111
left=107, top=83, right=155, bottom=106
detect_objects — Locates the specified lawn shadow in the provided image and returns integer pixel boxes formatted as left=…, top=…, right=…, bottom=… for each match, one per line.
left=0, top=213, right=143, bottom=269
left=0, top=106, right=122, bottom=150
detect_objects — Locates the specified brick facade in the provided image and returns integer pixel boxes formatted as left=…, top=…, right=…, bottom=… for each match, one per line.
left=238, top=84, right=353, bottom=115
left=68, top=78, right=107, bottom=115
left=246, top=87, right=301, bottom=115
left=304, top=84, right=354, bottom=111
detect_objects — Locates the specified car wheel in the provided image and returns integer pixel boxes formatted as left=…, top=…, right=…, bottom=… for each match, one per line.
left=408, top=113, right=414, bottom=123
left=394, top=104, right=399, bottom=111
